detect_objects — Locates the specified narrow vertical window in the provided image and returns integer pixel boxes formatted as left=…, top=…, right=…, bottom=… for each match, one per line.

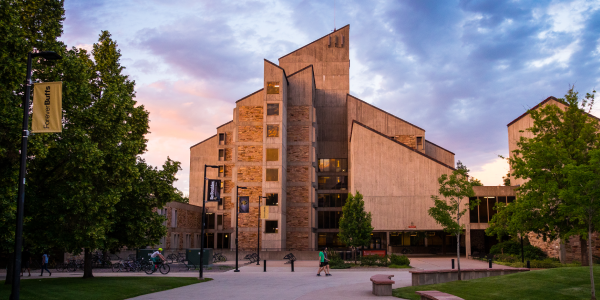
left=219, top=149, right=224, bottom=161
left=267, top=148, right=278, bottom=161
left=267, top=103, right=279, bottom=116
left=267, top=124, right=279, bottom=137
left=219, top=165, right=224, bottom=177
left=219, top=133, right=225, bottom=145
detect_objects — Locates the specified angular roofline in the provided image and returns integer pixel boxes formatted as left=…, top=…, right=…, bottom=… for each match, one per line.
left=235, top=88, right=263, bottom=104
left=264, top=59, right=288, bottom=85
left=217, top=120, right=233, bottom=129
left=425, top=139, right=455, bottom=155
left=287, top=65, right=316, bottom=103
left=347, top=94, right=426, bottom=132
left=279, top=24, right=350, bottom=60
left=190, top=134, right=217, bottom=149
left=350, top=120, right=455, bottom=171
left=287, top=64, right=313, bottom=78
left=507, top=95, right=600, bottom=127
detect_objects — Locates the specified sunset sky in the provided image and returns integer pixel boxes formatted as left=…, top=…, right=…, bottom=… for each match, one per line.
left=60, top=0, right=600, bottom=195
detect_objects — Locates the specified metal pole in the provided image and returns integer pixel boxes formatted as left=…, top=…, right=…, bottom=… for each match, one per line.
left=451, top=259, right=455, bottom=269
left=10, top=52, right=32, bottom=300
left=199, top=165, right=207, bottom=279
left=521, top=235, right=524, bottom=263
left=235, top=186, right=240, bottom=272
left=257, top=196, right=260, bottom=265
left=264, top=260, right=266, bottom=272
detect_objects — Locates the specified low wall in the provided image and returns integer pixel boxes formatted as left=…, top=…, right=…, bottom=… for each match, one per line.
left=410, top=268, right=529, bottom=286
left=215, top=250, right=319, bottom=261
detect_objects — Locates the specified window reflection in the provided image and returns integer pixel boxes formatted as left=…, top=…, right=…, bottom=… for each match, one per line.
left=318, top=176, right=348, bottom=190
left=318, top=159, right=347, bottom=172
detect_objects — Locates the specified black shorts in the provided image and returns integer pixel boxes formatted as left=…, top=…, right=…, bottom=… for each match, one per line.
left=21, top=261, right=29, bottom=268
left=320, top=261, right=329, bottom=267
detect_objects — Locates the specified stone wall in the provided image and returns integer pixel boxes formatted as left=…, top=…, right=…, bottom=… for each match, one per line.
left=287, top=125, right=309, bottom=142
left=238, top=186, right=263, bottom=203
left=239, top=232, right=260, bottom=250
left=239, top=106, right=263, bottom=122
left=224, top=180, right=234, bottom=193
left=238, top=145, right=263, bottom=162
left=286, top=232, right=309, bottom=250
left=287, top=106, right=310, bottom=122
left=287, top=207, right=309, bottom=227
left=238, top=207, right=259, bottom=228
left=287, top=166, right=309, bottom=182
left=287, top=145, right=309, bottom=162
left=394, top=135, right=416, bottom=149
left=528, top=233, right=600, bottom=263
left=224, top=148, right=232, bottom=161
left=224, top=165, right=234, bottom=177
left=287, top=186, right=309, bottom=203
left=239, top=125, right=263, bottom=142
left=225, top=131, right=233, bottom=145
left=238, top=166, right=262, bottom=182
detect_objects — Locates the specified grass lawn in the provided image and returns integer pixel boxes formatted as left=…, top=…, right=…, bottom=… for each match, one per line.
left=394, top=267, right=599, bottom=300
left=0, top=277, right=212, bottom=300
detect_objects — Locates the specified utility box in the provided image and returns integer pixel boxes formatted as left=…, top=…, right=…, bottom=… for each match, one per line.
left=186, top=248, right=213, bottom=266
left=136, top=249, right=158, bottom=261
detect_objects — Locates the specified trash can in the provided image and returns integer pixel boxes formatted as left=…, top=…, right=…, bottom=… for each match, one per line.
left=136, top=249, right=157, bottom=262
left=186, top=248, right=213, bottom=266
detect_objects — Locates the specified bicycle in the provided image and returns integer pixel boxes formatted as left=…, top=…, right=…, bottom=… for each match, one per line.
left=181, top=259, right=197, bottom=271
left=144, top=260, right=170, bottom=275
left=213, top=252, right=227, bottom=263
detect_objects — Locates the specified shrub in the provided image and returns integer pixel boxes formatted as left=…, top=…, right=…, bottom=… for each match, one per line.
left=494, top=254, right=517, bottom=263
left=326, top=250, right=346, bottom=268
left=360, top=254, right=380, bottom=266
left=390, top=254, right=410, bottom=266
left=489, top=240, right=547, bottom=260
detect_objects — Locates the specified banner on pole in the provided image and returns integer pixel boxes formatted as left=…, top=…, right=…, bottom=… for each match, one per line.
left=32, top=82, right=62, bottom=133
left=207, top=179, right=221, bottom=202
left=238, top=196, right=249, bottom=214
left=260, top=206, right=269, bottom=219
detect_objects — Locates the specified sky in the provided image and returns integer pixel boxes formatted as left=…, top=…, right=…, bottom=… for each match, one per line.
left=61, top=0, right=600, bottom=195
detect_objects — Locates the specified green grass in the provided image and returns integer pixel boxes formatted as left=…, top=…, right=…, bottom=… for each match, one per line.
left=0, top=277, right=212, bottom=300
left=394, top=267, right=599, bottom=300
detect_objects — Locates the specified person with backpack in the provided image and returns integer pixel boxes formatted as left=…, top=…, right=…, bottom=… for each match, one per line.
left=40, top=251, right=52, bottom=276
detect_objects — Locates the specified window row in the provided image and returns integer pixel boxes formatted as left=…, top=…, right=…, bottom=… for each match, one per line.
left=220, top=149, right=280, bottom=163
left=203, top=232, right=230, bottom=249
left=318, top=194, right=348, bottom=207
left=203, top=213, right=224, bottom=229
left=318, top=211, right=343, bottom=229
left=318, top=176, right=348, bottom=190
left=318, top=159, right=348, bottom=173
left=469, top=196, right=516, bottom=223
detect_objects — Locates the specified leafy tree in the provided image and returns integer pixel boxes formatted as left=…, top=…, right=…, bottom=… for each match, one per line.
left=486, top=200, right=536, bottom=263
left=470, top=177, right=483, bottom=186
left=502, top=172, right=511, bottom=186
left=338, top=192, right=373, bottom=264
left=428, top=167, right=477, bottom=280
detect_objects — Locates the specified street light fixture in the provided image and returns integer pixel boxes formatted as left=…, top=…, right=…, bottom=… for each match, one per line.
left=257, top=196, right=267, bottom=265
left=234, top=185, right=247, bottom=272
left=199, top=164, right=219, bottom=279
left=11, top=51, right=62, bottom=300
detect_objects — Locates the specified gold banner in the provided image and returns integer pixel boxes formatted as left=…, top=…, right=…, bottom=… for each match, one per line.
left=32, top=82, right=62, bottom=133
left=260, top=206, right=269, bottom=219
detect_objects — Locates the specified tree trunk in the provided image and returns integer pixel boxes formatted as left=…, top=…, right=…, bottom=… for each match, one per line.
left=521, top=235, right=525, bottom=263
left=83, top=248, right=94, bottom=278
left=589, top=222, right=596, bottom=300
left=581, top=236, right=590, bottom=266
left=5, top=253, right=14, bottom=285
left=457, top=233, right=461, bottom=281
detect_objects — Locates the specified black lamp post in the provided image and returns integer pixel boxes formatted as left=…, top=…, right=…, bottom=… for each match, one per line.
left=257, top=196, right=267, bottom=265
left=234, top=185, right=247, bottom=272
left=11, top=51, right=62, bottom=300
left=199, top=164, right=219, bottom=279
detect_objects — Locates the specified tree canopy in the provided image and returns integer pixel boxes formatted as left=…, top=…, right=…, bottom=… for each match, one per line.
left=338, top=192, right=373, bottom=263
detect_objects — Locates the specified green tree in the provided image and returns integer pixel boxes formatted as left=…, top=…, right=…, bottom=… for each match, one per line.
left=338, top=192, right=373, bottom=264
left=428, top=167, right=477, bottom=280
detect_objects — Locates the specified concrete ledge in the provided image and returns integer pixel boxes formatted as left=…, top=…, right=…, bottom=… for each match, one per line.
left=416, top=291, right=464, bottom=300
left=409, top=268, right=529, bottom=286
left=370, top=274, right=395, bottom=296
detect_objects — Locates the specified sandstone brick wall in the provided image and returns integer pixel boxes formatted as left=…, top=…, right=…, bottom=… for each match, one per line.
left=287, top=145, right=309, bottom=162
left=165, top=206, right=201, bottom=230
left=286, top=232, right=309, bottom=250
left=287, top=125, right=309, bottom=142
left=287, top=207, right=309, bottom=227
left=224, top=180, right=234, bottom=193
left=223, top=197, right=233, bottom=209
left=287, top=186, right=309, bottom=203
left=238, top=166, right=262, bottom=182
left=287, top=166, right=309, bottom=182
left=239, top=106, right=263, bottom=122
left=239, top=125, right=263, bottom=142
left=238, top=145, right=263, bottom=162
left=224, top=148, right=233, bottom=161
left=394, top=135, right=416, bottom=149
left=225, top=131, right=233, bottom=145
left=238, top=186, right=263, bottom=203
left=224, top=165, right=234, bottom=177
left=223, top=212, right=231, bottom=230
left=238, top=207, right=259, bottom=228
left=528, top=232, right=600, bottom=263
left=288, top=106, right=310, bottom=122
left=239, top=232, right=260, bottom=250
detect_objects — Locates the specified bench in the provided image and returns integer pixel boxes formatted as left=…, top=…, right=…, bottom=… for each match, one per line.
left=415, top=291, right=464, bottom=300
left=283, top=253, right=296, bottom=264
left=370, top=274, right=395, bottom=296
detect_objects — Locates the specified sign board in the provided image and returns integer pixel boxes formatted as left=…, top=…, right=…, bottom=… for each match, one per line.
left=260, top=206, right=269, bottom=219
left=207, top=179, right=221, bottom=202
left=32, top=82, right=62, bottom=133
left=362, top=250, right=386, bottom=257
left=238, top=196, right=249, bottom=214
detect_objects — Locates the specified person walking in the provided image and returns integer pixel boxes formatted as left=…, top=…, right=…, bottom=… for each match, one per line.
left=317, top=247, right=330, bottom=276
left=21, top=248, right=31, bottom=277
left=40, top=251, right=52, bottom=276
left=323, top=248, right=332, bottom=276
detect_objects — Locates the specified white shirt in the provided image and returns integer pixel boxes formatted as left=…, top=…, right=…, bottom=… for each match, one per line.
left=151, top=251, right=161, bottom=258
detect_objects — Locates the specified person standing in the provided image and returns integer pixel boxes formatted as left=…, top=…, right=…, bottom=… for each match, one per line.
left=21, top=248, right=31, bottom=277
left=40, top=251, right=51, bottom=276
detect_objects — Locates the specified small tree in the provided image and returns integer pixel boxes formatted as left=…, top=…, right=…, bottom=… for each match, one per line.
left=428, top=167, right=477, bottom=280
left=338, top=192, right=373, bottom=264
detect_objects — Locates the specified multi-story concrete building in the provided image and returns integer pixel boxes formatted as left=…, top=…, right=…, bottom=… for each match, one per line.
left=189, top=25, right=461, bottom=252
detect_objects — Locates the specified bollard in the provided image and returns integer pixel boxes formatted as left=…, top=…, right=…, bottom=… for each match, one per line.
left=489, top=259, right=492, bottom=268
left=291, top=259, right=294, bottom=272
left=451, top=259, right=455, bottom=269
left=526, top=260, right=530, bottom=268
left=264, top=260, right=266, bottom=272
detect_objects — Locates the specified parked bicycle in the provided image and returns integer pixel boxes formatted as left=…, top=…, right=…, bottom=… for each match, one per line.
left=213, top=252, right=227, bottom=263
left=166, top=252, right=185, bottom=264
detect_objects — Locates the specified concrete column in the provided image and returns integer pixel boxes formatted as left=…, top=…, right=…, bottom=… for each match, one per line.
left=465, top=224, right=472, bottom=259
left=386, top=231, right=390, bottom=254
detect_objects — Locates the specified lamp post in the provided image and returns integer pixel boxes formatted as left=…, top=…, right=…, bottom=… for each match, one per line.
left=257, top=196, right=267, bottom=265
left=234, top=185, right=247, bottom=272
left=11, top=51, right=62, bottom=300
left=199, top=164, right=219, bottom=279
